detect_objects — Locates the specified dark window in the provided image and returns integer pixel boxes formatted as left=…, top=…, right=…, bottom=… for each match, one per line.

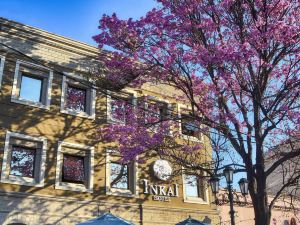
left=146, top=101, right=168, bottom=127
left=158, top=107, right=166, bottom=121
left=62, top=154, right=85, bottom=183
left=154, top=103, right=167, bottom=121
left=155, top=104, right=167, bottom=122
left=110, top=93, right=134, bottom=123
left=181, top=118, right=199, bottom=137
left=66, top=85, right=87, bottom=112
left=10, top=146, right=36, bottom=178
left=19, top=74, right=43, bottom=102
left=185, top=175, right=200, bottom=197
left=110, top=162, right=129, bottom=189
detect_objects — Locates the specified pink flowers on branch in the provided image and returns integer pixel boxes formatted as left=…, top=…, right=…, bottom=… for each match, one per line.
left=101, top=94, right=204, bottom=164
left=93, top=1, right=300, bottom=225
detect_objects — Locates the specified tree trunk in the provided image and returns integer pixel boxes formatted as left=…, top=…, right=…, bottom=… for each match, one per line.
left=253, top=200, right=271, bottom=225
left=249, top=173, right=271, bottom=225
left=247, top=153, right=271, bottom=225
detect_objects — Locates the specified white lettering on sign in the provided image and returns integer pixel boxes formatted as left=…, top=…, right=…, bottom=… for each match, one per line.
left=153, top=195, right=171, bottom=202
left=142, top=179, right=179, bottom=201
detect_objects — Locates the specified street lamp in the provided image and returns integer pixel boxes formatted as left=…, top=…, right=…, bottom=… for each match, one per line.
left=209, top=167, right=249, bottom=225
left=224, top=166, right=236, bottom=225
left=238, top=178, right=249, bottom=196
left=223, top=166, right=234, bottom=184
left=209, top=177, right=220, bottom=195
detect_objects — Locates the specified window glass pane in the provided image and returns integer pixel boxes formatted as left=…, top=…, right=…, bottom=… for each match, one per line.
left=62, top=154, right=85, bottom=183
left=66, top=85, right=86, bottom=112
left=19, top=75, right=42, bottom=102
left=110, top=162, right=129, bottom=189
left=110, top=99, right=126, bottom=122
left=185, top=175, right=199, bottom=197
left=110, top=94, right=134, bottom=122
left=181, top=119, right=199, bottom=137
left=10, top=146, right=35, bottom=178
left=147, top=102, right=167, bottom=122
left=145, top=102, right=168, bottom=132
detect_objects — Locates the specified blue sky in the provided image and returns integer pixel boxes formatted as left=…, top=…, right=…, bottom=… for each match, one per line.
left=0, top=0, right=246, bottom=190
left=0, top=0, right=157, bottom=46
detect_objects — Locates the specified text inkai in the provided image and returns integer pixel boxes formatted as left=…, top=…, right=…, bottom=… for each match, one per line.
left=142, top=179, right=179, bottom=197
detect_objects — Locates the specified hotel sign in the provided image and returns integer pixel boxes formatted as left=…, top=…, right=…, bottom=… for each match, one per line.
left=142, top=179, right=179, bottom=202
left=142, top=160, right=179, bottom=202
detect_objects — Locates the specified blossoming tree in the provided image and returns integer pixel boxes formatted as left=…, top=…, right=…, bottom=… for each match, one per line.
left=93, top=1, right=300, bottom=224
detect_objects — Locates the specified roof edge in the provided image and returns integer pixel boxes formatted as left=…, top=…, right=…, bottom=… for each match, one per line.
left=0, top=17, right=100, bottom=55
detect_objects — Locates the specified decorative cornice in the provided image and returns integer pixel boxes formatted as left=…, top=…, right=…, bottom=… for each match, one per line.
left=0, top=17, right=109, bottom=57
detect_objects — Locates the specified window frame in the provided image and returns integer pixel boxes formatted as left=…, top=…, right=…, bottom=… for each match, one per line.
left=107, top=89, right=137, bottom=124
left=0, top=55, right=6, bottom=89
left=60, top=73, right=96, bottom=119
left=65, top=84, right=87, bottom=112
left=61, top=153, right=86, bottom=184
left=9, top=145, right=37, bottom=178
left=0, top=131, right=47, bottom=187
left=178, top=104, right=204, bottom=142
left=110, top=161, right=130, bottom=190
left=19, top=74, right=44, bottom=103
left=182, top=173, right=209, bottom=204
left=55, top=141, right=94, bottom=193
left=142, top=95, right=173, bottom=134
left=105, top=149, right=139, bottom=198
left=11, top=60, right=53, bottom=109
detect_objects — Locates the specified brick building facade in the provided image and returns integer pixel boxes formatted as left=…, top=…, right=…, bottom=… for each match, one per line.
left=0, top=17, right=219, bottom=225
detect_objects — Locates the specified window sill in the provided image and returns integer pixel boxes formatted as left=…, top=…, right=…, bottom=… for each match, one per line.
left=106, top=188, right=138, bottom=198
left=55, top=182, right=93, bottom=193
left=60, top=109, right=95, bottom=119
left=184, top=197, right=209, bottom=204
left=11, top=98, right=49, bottom=110
left=146, top=126, right=172, bottom=136
left=107, top=117, right=126, bottom=124
left=0, top=176, right=44, bottom=187
left=181, top=134, right=203, bottom=143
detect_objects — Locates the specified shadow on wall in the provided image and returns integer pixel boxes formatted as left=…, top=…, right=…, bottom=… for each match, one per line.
left=0, top=18, right=151, bottom=225
left=0, top=18, right=216, bottom=225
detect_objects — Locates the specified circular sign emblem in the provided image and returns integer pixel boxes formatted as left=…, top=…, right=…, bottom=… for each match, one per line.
left=152, top=160, right=172, bottom=181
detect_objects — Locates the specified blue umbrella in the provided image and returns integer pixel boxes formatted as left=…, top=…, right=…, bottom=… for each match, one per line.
left=77, top=212, right=135, bottom=225
left=176, top=215, right=210, bottom=225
